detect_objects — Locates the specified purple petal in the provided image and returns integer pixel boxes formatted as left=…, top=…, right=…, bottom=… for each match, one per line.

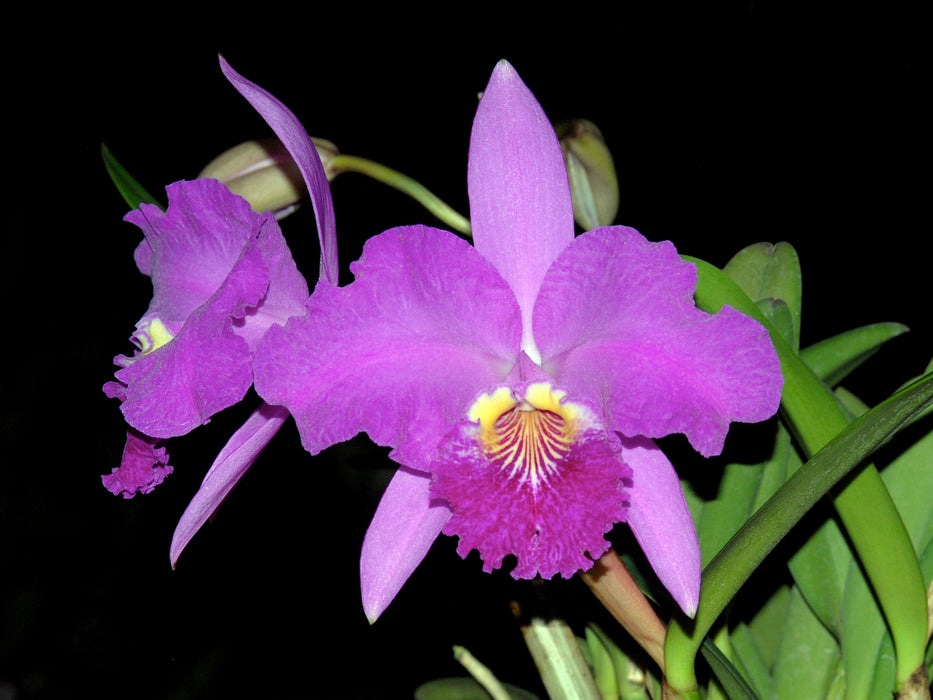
left=361, top=467, right=451, bottom=622
left=254, top=225, right=522, bottom=469
left=170, top=402, right=289, bottom=567
left=432, top=391, right=631, bottom=580
left=220, top=56, right=338, bottom=286
left=126, top=179, right=263, bottom=327
left=468, top=60, right=574, bottom=360
left=535, top=226, right=783, bottom=457
left=114, top=235, right=265, bottom=438
left=102, top=430, right=173, bottom=498
left=232, top=211, right=310, bottom=349
left=621, top=435, right=701, bottom=617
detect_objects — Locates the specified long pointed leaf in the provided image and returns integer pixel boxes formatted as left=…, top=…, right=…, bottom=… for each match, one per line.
left=100, top=143, right=162, bottom=210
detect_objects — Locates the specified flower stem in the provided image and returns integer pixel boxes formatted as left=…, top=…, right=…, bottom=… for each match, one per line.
left=664, top=257, right=930, bottom=694
left=452, top=645, right=514, bottom=700
left=330, top=154, right=472, bottom=235
left=580, top=548, right=667, bottom=671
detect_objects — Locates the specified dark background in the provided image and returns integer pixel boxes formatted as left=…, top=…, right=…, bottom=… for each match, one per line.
left=4, top=5, right=927, bottom=698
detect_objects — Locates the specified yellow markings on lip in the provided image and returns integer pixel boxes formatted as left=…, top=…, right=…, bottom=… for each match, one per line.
left=467, top=382, right=585, bottom=488
left=138, top=317, right=175, bottom=355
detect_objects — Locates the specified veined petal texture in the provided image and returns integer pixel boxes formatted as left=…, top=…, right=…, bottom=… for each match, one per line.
left=468, top=60, right=574, bottom=359
left=254, top=225, right=522, bottom=468
left=535, top=226, right=782, bottom=457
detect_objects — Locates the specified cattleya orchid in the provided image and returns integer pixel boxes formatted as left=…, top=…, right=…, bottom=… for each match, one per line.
left=102, top=57, right=338, bottom=564
left=253, top=60, right=783, bottom=621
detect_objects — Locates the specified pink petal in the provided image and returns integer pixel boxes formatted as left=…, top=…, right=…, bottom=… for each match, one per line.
left=254, top=225, right=521, bottom=470
left=621, top=435, right=701, bottom=617
left=535, top=226, right=783, bottom=457
left=220, top=56, right=339, bottom=286
left=360, top=467, right=451, bottom=622
left=170, top=403, right=289, bottom=567
left=468, top=60, right=574, bottom=361
left=102, top=430, right=173, bottom=498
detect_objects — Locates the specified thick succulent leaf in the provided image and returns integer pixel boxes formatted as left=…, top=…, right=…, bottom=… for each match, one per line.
left=800, top=322, right=910, bottom=388
left=730, top=622, right=776, bottom=699
left=701, top=639, right=762, bottom=700
left=836, top=388, right=933, bottom=699
left=841, top=550, right=896, bottom=700
left=723, top=242, right=802, bottom=350
left=683, top=424, right=792, bottom=568
left=771, top=587, right=842, bottom=699
left=665, top=354, right=932, bottom=692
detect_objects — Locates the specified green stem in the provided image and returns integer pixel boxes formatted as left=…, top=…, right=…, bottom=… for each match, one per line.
left=664, top=257, right=929, bottom=693
left=330, top=154, right=472, bottom=235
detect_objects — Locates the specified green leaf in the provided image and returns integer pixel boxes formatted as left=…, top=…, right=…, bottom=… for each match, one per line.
left=841, top=550, right=897, bottom=700
left=723, top=242, right=802, bottom=350
left=584, top=624, right=650, bottom=699
left=745, top=584, right=793, bottom=673
left=799, top=323, right=910, bottom=388
left=666, top=256, right=930, bottom=693
left=730, top=623, right=775, bottom=699
left=100, top=143, right=163, bottom=210
left=839, top=392, right=933, bottom=699
left=583, top=627, right=618, bottom=699
left=770, top=587, right=842, bottom=699
left=684, top=425, right=793, bottom=568
left=665, top=358, right=933, bottom=692
left=786, top=511, right=849, bottom=641
left=700, top=638, right=762, bottom=700
left=754, top=298, right=795, bottom=350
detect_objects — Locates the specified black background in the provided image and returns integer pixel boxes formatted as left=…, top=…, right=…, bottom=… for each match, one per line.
left=4, top=6, right=927, bottom=698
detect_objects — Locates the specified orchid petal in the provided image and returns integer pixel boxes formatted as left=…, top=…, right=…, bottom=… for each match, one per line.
left=468, top=60, right=574, bottom=361
left=233, top=211, right=310, bottom=349
left=220, top=56, right=338, bottom=286
left=361, top=467, right=451, bottom=623
left=170, top=402, right=289, bottom=567
left=432, top=391, right=631, bottom=580
left=126, top=179, right=264, bottom=328
left=102, top=430, right=173, bottom=498
left=621, top=435, right=701, bottom=617
left=536, top=226, right=782, bottom=457
left=254, top=225, right=522, bottom=469
left=114, top=231, right=266, bottom=438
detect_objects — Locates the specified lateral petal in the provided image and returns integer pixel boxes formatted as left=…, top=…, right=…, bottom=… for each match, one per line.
left=254, top=225, right=522, bottom=469
left=621, top=435, right=701, bottom=617
left=360, top=467, right=451, bottom=623
left=115, top=234, right=266, bottom=438
left=536, top=226, right=782, bottom=457
left=220, top=56, right=339, bottom=286
left=170, top=403, right=289, bottom=567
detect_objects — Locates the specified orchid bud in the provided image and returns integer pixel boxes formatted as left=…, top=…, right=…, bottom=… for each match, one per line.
left=198, top=136, right=339, bottom=216
left=556, top=119, right=619, bottom=229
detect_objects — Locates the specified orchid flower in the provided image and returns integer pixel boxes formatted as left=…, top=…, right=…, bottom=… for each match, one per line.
left=253, top=60, right=783, bottom=621
left=103, top=57, right=338, bottom=566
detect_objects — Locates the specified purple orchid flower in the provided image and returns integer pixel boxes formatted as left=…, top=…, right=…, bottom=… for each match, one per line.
left=103, top=57, right=338, bottom=565
left=253, top=60, right=783, bottom=621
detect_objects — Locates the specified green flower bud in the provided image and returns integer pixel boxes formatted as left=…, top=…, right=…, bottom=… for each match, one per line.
left=198, top=136, right=339, bottom=216
left=556, top=119, right=619, bottom=229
